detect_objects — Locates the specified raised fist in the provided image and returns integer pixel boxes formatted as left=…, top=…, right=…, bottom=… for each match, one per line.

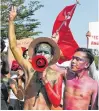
left=9, top=6, right=17, bottom=21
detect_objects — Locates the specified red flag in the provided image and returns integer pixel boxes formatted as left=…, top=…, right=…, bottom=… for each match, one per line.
left=52, top=4, right=79, bottom=64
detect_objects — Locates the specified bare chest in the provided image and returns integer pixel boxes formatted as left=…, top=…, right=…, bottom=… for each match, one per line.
left=24, top=68, right=59, bottom=101
left=24, top=68, right=60, bottom=108
left=25, top=77, right=46, bottom=98
left=24, top=79, right=51, bottom=109
left=65, top=78, right=93, bottom=98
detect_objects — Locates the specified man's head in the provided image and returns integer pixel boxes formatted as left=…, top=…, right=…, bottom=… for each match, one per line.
left=1, top=39, right=6, bottom=52
left=71, top=48, right=94, bottom=72
left=1, top=53, right=9, bottom=75
left=23, top=49, right=29, bottom=60
left=28, top=37, right=60, bottom=66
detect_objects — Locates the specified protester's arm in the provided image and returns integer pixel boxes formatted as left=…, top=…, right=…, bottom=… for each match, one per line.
left=8, top=6, right=29, bottom=70
left=50, top=64, right=66, bottom=76
left=50, top=64, right=69, bottom=80
left=7, top=91, right=11, bottom=104
left=17, top=70, right=24, bottom=93
left=9, top=78, right=24, bottom=100
left=91, top=81, right=98, bottom=110
left=42, top=72, right=63, bottom=107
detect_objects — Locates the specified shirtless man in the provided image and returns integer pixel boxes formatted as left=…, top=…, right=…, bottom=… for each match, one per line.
left=50, top=47, right=98, bottom=110
left=8, top=6, right=62, bottom=110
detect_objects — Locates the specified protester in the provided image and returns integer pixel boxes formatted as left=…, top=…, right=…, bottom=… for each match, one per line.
left=50, top=48, right=98, bottom=110
left=1, top=38, right=6, bottom=53
left=8, top=67, right=25, bottom=110
left=64, top=48, right=98, bottom=110
left=1, top=54, right=11, bottom=110
left=8, top=6, right=63, bottom=110
left=8, top=73, right=20, bottom=110
left=1, top=53, right=24, bottom=110
left=8, top=49, right=29, bottom=110
left=17, top=68, right=25, bottom=110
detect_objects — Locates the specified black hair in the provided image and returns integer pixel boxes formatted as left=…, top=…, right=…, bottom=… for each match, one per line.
left=21, top=73, right=25, bottom=83
left=1, top=39, right=6, bottom=52
left=75, top=48, right=94, bottom=67
left=23, top=49, right=28, bottom=58
left=1, top=53, right=9, bottom=75
left=34, top=42, right=54, bottom=55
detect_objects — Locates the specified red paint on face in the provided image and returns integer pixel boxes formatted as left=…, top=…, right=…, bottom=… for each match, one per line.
left=70, top=51, right=88, bottom=72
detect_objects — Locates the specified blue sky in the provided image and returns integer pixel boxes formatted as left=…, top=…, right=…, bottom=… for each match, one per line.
left=27, top=0, right=98, bottom=47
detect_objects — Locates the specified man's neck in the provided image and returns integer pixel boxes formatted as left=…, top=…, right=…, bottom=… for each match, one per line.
left=75, top=70, right=88, bottom=79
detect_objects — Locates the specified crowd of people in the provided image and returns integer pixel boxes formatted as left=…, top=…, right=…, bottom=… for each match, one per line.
left=1, top=51, right=25, bottom=110
left=1, top=6, right=98, bottom=110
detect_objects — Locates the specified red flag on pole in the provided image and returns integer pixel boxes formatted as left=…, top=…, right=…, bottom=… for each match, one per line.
left=52, top=4, right=79, bottom=64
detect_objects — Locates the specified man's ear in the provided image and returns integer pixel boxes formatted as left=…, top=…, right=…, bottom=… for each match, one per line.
left=85, top=62, right=90, bottom=69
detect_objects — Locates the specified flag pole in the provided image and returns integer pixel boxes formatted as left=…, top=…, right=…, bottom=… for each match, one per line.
left=56, top=0, right=80, bottom=32
left=86, top=31, right=91, bottom=49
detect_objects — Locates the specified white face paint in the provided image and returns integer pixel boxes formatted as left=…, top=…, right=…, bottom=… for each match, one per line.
left=35, top=43, right=53, bottom=63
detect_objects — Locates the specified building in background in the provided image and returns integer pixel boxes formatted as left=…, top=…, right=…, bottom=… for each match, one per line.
left=87, top=22, right=99, bottom=70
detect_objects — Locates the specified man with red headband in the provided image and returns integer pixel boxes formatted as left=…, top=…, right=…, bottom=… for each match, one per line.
left=9, top=6, right=63, bottom=110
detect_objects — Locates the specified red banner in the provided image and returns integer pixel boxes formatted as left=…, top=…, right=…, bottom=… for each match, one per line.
left=52, top=4, right=79, bottom=64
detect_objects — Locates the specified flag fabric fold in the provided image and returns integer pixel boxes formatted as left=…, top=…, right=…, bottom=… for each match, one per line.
left=52, top=4, right=79, bottom=64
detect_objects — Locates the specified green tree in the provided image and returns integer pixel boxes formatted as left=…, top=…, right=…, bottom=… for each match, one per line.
left=94, top=56, right=99, bottom=70
left=1, top=0, right=44, bottom=39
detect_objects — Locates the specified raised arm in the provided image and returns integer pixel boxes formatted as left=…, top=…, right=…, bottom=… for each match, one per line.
left=9, top=78, right=24, bottom=100
left=8, top=6, right=28, bottom=70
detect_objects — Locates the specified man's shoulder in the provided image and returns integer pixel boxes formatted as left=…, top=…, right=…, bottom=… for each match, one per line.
left=86, top=76, right=98, bottom=87
left=86, top=76, right=96, bottom=82
left=47, top=66, right=61, bottom=75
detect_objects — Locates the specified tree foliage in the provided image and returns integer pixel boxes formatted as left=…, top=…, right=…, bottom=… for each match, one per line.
left=1, top=0, right=44, bottom=39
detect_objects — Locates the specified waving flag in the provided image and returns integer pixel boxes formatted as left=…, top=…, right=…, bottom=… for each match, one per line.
left=52, top=4, right=79, bottom=64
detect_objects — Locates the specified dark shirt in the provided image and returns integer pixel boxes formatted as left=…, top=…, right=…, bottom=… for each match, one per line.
left=1, top=77, right=12, bottom=101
